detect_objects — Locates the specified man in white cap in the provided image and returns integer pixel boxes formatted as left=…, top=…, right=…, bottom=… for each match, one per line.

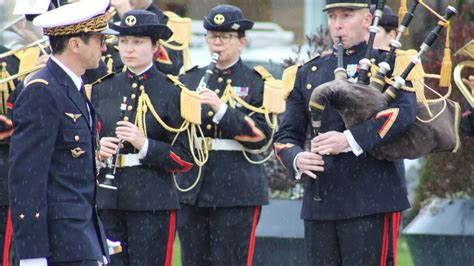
left=8, top=1, right=117, bottom=265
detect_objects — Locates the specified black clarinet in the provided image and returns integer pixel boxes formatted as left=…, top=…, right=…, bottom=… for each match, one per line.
left=371, top=0, right=421, bottom=92
left=197, top=52, right=220, bottom=92
left=383, top=6, right=457, bottom=101
left=99, top=96, right=128, bottom=190
left=358, top=0, right=387, bottom=85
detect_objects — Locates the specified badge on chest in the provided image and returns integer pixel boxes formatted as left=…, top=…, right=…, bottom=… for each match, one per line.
left=231, top=86, right=249, bottom=107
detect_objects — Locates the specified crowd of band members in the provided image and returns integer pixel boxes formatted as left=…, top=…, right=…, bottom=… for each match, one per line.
left=0, top=0, right=473, bottom=265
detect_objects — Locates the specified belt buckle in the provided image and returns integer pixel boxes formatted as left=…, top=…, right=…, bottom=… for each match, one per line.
left=115, top=155, right=124, bottom=168
left=203, top=137, right=213, bottom=150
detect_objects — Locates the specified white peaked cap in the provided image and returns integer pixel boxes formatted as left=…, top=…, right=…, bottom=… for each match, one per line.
left=33, top=0, right=117, bottom=36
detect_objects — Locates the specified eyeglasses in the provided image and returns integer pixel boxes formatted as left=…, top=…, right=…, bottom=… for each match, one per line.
left=90, top=34, right=106, bottom=46
left=205, top=33, right=239, bottom=43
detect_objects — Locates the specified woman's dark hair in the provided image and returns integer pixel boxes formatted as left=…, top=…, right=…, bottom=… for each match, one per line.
left=49, top=32, right=93, bottom=54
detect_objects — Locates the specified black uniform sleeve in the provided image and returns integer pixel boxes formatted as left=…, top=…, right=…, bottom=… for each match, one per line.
left=9, top=84, right=59, bottom=258
left=273, top=69, right=307, bottom=176
left=140, top=90, right=193, bottom=173
left=217, top=81, right=272, bottom=150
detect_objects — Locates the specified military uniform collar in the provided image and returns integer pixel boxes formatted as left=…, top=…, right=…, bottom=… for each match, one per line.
left=214, top=58, right=242, bottom=76
left=126, top=63, right=157, bottom=81
left=47, top=57, right=82, bottom=89
left=333, top=41, right=367, bottom=56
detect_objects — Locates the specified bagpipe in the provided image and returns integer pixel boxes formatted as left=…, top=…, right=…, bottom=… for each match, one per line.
left=309, top=0, right=460, bottom=161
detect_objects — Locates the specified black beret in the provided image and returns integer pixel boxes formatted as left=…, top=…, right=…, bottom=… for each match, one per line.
left=203, top=5, right=254, bottom=32
left=110, top=10, right=172, bottom=40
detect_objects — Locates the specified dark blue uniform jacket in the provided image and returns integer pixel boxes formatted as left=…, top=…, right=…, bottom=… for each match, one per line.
left=274, top=42, right=417, bottom=221
left=8, top=60, right=108, bottom=262
left=177, top=59, right=270, bottom=207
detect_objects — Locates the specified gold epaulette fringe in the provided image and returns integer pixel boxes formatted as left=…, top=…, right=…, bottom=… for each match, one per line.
left=393, top=49, right=427, bottom=103
left=162, top=11, right=193, bottom=72
left=254, top=65, right=285, bottom=114
left=282, top=65, right=298, bottom=100
left=167, top=74, right=201, bottom=124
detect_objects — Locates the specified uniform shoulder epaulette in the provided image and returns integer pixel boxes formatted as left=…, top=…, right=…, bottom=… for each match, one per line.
left=167, top=73, right=201, bottom=124
left=181, top=65, right=199, bottom=76
left=167, top=74, right=187, bottom=90
left=394, top=49, right=425, bottom=83
left=278, top=54, right=321, bottom=100
left=253, top=65, right=286, bottom=114
left=90, top=72, right=115, bottom=87
left=25, top=78, right=48, bottom=87
left=303, top=53, right=321, bottom=65
left=393, top=49, right=425, bottom=96
left=253, top=65, right=275, bottom=81
left=377, top=46, right=391, bottom=52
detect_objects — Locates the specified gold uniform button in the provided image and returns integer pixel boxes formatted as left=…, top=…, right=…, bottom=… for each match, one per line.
left=306, top=84, right=312, bottom=90
left=215, top=89, right=220, bottom=94
left=74, top=135, right=80, bottom=142
left=132, top=83, right=138, bottom=89
left=124, top=116, right=129, bottom=121
left=311, top=66, right=317, bottom=72
left=131, top=94, right=136, bottom=100
left=208, top=111, right=214, bottom=117
left=139, top=85, right=145, bottom=91
left=127, top=105, right=133, bottom=111
left=206, top=124, right=212, bottom=130
left=217, top=77, right=224, bottom=83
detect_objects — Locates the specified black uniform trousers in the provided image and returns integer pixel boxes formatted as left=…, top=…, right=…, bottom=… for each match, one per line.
left=304, top=212, right=401, bottom=266
left=178, top=204, right=261, bottom=266
left=50, top=261, right=102, bottom=266
left=99, top=209, right=176, bottom=266
left=0, top=205, right=8, bottom=263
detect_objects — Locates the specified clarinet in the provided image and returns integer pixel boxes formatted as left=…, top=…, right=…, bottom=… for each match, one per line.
left=357, top=0, right=387, bottom=85
left=383, top=6, right=457, bottom=101
left=197, top=52, right=220, bottom=92
left=99, top=96, right=128, bottom=190
left=371, top=0, right=421, bottom=92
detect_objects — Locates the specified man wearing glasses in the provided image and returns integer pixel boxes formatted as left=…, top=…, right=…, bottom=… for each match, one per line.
left=177, top=4, right=271, bottom=266
left=8, top=0, right=117, bottom=265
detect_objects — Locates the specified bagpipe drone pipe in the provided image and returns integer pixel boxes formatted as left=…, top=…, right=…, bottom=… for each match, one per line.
left=309, top=2, right=460, bottom=161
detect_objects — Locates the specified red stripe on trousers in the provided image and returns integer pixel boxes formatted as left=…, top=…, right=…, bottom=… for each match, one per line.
left=247, top=206, right=260, bottom=266
left=164, top=210, right=176, bottom=266
left=2, top=208, right=12, bottom=266
left=380, top=212, right=401, bottom=266
left=391, top=212, right=401, bottom=266
left=379, top=213, right=390, bottom=266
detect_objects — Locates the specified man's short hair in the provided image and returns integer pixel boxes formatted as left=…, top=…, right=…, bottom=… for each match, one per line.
left=49, top=33, right=93, bottom=54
